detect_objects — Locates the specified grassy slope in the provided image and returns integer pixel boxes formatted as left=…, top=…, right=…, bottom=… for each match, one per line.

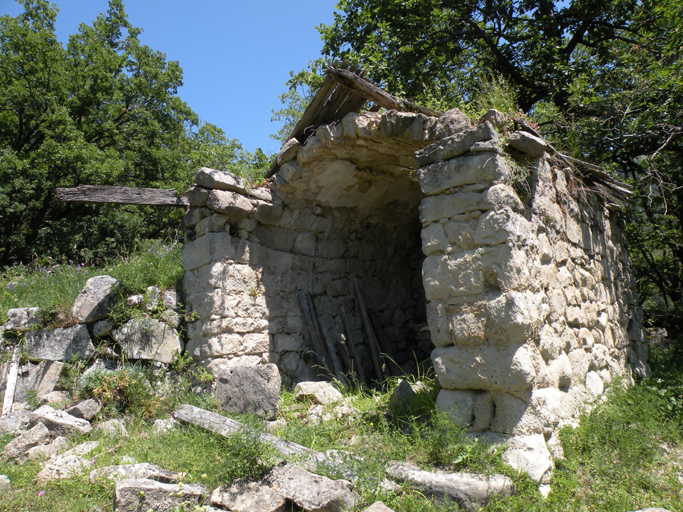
left=1, top=243, right=682, bottom=511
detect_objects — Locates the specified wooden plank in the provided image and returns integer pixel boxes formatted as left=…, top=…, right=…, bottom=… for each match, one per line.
left=369, top=309, right=401, bottom=377
left=306, top=292, right=348, bottom=388
left=290, top=74, right=338, bottom=144
left=298, top=290, right=333, bottom=379
left=352, top=277, right=385, bottom=383
left=327, top=67, right=442, bottom=117
left=56, top=185, right=189, bottom=207
left=1, top=346, right=20, bottom=416
left=340, top=304, right=368, bottom=388
left=173, top=404, right=325, bottom=464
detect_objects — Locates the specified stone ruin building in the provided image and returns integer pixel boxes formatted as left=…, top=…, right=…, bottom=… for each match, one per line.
left=181, top=68, right=650, bottom=481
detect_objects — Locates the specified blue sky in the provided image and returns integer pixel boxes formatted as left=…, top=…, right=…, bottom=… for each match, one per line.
left=0, top=0, right=339, bottom=154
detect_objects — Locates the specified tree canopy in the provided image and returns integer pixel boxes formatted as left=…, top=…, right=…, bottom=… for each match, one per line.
left=320, top=0, right=683, bottom=333
left=0, top=0, right=268, bottom=266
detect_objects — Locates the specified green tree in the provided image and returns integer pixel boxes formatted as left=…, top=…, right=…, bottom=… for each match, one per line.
left=321, top=0, right=683, bottom=332
left=0, top=0, right=269, bottom=266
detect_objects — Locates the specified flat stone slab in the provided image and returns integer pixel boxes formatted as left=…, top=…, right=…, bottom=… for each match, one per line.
left=113, top=478, right=209, bottom=512
left=264, top=463, right=361, bottom=512
left=71, top=275, right=118, bottom=323
left=506, top=131, right=547, bottom=157
left=90, top=463, right=185, bottom=484
left=66, top=398, right=101, bottom=420
left=294, top=381, right=343, bottom=406
left=3, top=422, right=50, bottom=460
left=215, top=364, right=281, bottom=420
left=24, top=324, right=94, bottom=361
left=30, top=405, right=92, bottom=436
left=113, top=318, right=183, bottom=363
left=195, top=167, right=249, bottom=194
left=36, top=454, right=90, bottom=482
left=27, top=436, right=69, bottom=461
left=386, top=462, right=514, bottom=511
left=416, top=122, right=498, bottom=167
left=211, top=479, right=285, bottom=512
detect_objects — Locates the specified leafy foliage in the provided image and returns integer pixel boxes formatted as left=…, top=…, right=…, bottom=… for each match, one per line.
left=0, top=1, right=270, bottom=266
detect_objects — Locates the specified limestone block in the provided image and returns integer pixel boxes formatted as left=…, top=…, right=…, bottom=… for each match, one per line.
left=546, top=352, right=572, bottom=389
left=195, top=167, right=247, bottom=193
left=30, top=405, right=92, bottom=436
left=546, top=289, right=567, bottom=323
left=386, top=461, right=514, bottom=510
left=5, top=306, right=41, bottom=331
left=206, top=189, right=254, bottom=219
left=317, top=239, right=347, bottom=259
left=36, top=453, right=90, bottom=482
left=90, top=463, right=185, bottom=484
left=537, top=234, right=553, bottom=263
left=94, top=418, right=129, bottom=438
left=195, top=214, right=228, bottom=238
left=443, top=216, right=478, bottom=251
left=187, top=186, right=211, bottom=207
left=211, top=479, right=285, bottom=512
left=472, top=392, right=495, bottom=431
left=432, top=343, right=536, bottom=392
left=538, top=325, right=563, bottom=361
left=436, top=389, right=475, bottom=427
left=70, top=275, right=118, bottom=323
left=294, top=381, right=343, bottom=406
left=364, top=502, right=395, bottom=512
left=426, top=301, right=452, bottom=347
left=480, top=109, right=508, bottom=131
left=533, top=197, right=564, bottom=232
left=504, top=434, right=552, bottom=482
left=433, top=108, right=471, bottom=140
left=183, top=207, right=210, bottom=229
left=186, top=332, right=270, bottom=359
left=474, top=208, right=533, bottom=246
left=447, top=301, right=488, bottom=346
left=506, top=131, right=548, bottom=157
left=3, top=422, right=50, bottom=460
left=567, top=349, right=590, bottom=385
left=215, top=364, right=280, bottom=420
left=470, top=139, right=504, bottom=154
left=420, top=191, right=492, bottom=223
left=182, top=232, right=236, bottom=271
left=276, top=138, right=300, bottom=166
left=265, top=463, right=361, bottom=512
left=27, top=436, right=69, bottom=461
left=113, top=318, right=183, bottom=364
left=422, top=249, right=486, bottom=300
left=66, top=399, right=101, bottom=421
left=585, top=371, right=604, bottom=396
left=341, top=112, right=359, bottom=139
left=24, top=325, right=95, bottom=361
left=415, top=122, right=498, bottom=167
left=274, top=333, right=306, bottom=352
left=578, top=328, right=594, bottom=350
left=418, top=152, right=508, bottom=196
left=487, top=184, right=525, bottom=213
left=491, top=393, right=542, bottom=436
left=486, top=290, right=548, bottom=344
left=113, top=479, right=209, bottom=512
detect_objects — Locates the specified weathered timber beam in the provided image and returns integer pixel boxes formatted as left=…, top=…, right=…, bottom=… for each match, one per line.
left=56, top=185, right=189, bottom=207
left=327, top=67, right=442, bottom=117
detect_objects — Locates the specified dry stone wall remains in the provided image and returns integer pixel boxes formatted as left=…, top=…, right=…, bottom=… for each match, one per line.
left=182, top=107, right=650, bottom=481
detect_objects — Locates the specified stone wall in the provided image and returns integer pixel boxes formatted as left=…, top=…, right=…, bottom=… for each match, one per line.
left=182, top=107, right=649, bottom=481
left=416, top=117, right=650, bottom=482
left=182, top=110, right=472, bottom=381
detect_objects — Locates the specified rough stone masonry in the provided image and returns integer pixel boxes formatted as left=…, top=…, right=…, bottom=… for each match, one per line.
left=182, top=107, right=650, bottom=482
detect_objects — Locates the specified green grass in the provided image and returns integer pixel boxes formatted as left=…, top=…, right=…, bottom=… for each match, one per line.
left=0, top=239, right=183, bottom=329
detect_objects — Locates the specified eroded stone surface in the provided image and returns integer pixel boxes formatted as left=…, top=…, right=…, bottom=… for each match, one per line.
left=30, top=405, right=92, bottom=436
left=24, top=325, right=95, bottom=361
left=3, top=422, right=50, bottom=460
left=294, top=381, right=343, bottom=406
left=211, top=479, right=285, bottom=512
left=215, top=364, right=281, bottom=420
left=387, top=461, right=514, bottom=511
left=113, top=318, right=183, bottom=363
left=90, top=463, right=185, bottom=484
left=113, top=479, right=209, bottom=512
left=71, top=275, right=118, bottom=323
left=264, top=463, right=361, bottom=512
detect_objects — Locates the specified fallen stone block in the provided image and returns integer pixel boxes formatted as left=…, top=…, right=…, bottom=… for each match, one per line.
left=503, top=434, right=553, bottom=483
left=211, top=479, right=285, bottom=512
left=71, top=275, right=118, bottom=323
left=506, top=131, right=547, bottom=157
left=113, top=318, right=183, bottom=364
left=215, top=364, right=281, bottom=420
left=39, top=390, right=71, bottom=406
left=113, top=479, right=209, bottom=512
left=95, top=418, right=129, bottom=438
left=3, top=422, right=50, bottom=461
left=66, top=399, right=101, bottom=421
left=30, top=405, right=92, bottom=436
left=5, top=307, right=41, bottom=331
left=24, top=325, right=95, bottom=361
left=364, top=502, right=396, bottom=512
left=90, top=463, right=185, bottom=484
left=36, top=454, right=91, bottom=482
left=26, top=436, right=69, bottom=461
left=386, top=462, right=514, bottom=511
left=264, top=463, right=361, bottom=512
left=294, top=381, right=343, bottom=406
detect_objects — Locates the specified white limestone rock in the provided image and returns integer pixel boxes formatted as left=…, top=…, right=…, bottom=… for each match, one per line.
left=24, top=324, right=95, bottom=361
left=211, top=479, right=285, bottom=512
left=294, top=381, right=343, bottom=406
left=71, top=275, right=118, bottom=323
left=113, top=479, right=209, bottom=512
left=5, top=307, right=41, bottom=331
left=30, top=405, right=92, bottom=436
left=113, top=318, right=183, bottom=364
left=3, top=422, right=50, bottom=461
left=503, top=434, right=552, bottom=482
left=90, top=463, right=185, bottom=484
left=436, top=389, right=475, bottom=427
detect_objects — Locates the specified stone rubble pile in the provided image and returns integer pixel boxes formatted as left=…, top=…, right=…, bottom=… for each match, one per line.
left=1, top=280, right=185, bottom=406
